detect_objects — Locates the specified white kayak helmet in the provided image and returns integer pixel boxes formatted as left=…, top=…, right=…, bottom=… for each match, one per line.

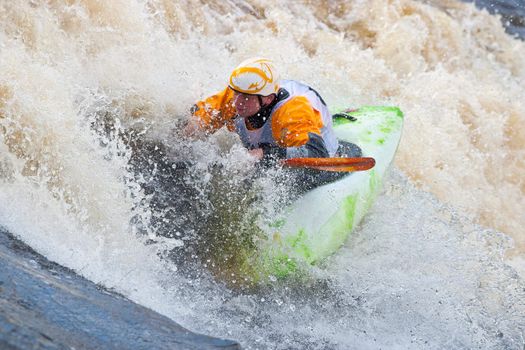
left=228, top=57, right=280, bottom=96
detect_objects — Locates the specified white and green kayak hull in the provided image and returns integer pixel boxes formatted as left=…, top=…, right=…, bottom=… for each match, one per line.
left=254, top=106, right=404, bottom=279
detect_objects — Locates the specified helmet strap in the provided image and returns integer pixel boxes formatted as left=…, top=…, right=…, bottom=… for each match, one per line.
left=245, top=88, right=289, bottom=130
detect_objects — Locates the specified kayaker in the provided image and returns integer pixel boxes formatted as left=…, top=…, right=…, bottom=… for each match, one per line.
left=184, top=57, right=342, bottom=164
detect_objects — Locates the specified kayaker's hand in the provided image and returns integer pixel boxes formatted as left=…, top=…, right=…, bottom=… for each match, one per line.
left=248, top=148, right=264, bottom=160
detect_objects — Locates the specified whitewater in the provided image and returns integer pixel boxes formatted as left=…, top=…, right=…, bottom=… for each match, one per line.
left=0, top=0, right=524, bottom=348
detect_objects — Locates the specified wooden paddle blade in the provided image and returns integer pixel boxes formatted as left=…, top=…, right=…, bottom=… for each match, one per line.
left=281, top=157, right=376, bottom=172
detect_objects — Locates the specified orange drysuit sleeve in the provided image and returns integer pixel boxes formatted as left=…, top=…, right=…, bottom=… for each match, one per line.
left=192, top=87, right=237, bottom=133
left=271, top=96, right=324, bottom=148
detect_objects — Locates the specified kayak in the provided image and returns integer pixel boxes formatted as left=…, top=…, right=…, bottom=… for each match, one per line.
left=251, top=106, right=404, bottom=280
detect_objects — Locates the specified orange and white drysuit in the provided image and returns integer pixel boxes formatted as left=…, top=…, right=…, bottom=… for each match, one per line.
left=192, top=80, right=339, bottom=159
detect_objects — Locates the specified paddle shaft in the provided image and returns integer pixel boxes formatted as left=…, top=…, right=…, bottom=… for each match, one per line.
left=281, top=157, right=375, bottom=172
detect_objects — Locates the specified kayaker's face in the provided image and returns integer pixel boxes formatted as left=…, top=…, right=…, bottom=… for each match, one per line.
left=233, top=91, right=261, bottom=118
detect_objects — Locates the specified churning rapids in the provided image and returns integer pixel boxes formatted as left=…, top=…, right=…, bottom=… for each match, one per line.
left=0, top=1, right=524, bottom=349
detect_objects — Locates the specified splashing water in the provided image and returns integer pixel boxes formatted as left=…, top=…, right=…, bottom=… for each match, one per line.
left=0, top=0, right=524, bottom=348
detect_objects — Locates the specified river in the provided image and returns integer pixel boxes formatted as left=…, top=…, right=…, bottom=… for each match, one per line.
left=0, top=1, right=524, bottom=348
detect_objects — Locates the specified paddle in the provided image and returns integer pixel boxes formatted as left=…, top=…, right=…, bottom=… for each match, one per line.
left=281, top=157, right=375, bottom=172
left=172, top=157, right=375, bottom=173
